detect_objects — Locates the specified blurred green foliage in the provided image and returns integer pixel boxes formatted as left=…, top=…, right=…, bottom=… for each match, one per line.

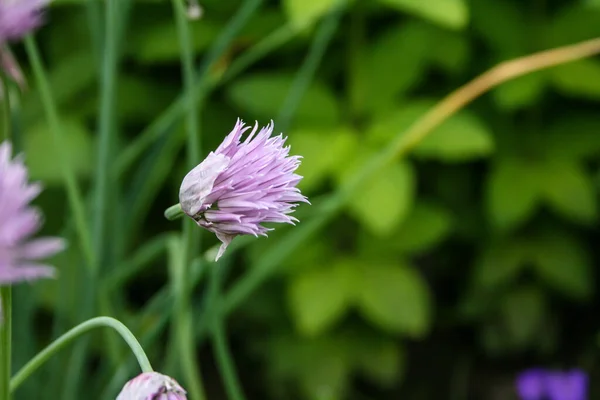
left=8, top=0, right=600, bottom=399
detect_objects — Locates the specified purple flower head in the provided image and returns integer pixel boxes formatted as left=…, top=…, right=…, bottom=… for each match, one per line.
left=179, top=119, right=309, bottom=260
left=517, top=369, right=547, bottom=400
left=0, top=0, right=49, bottom=42
left=546, top=369, right=588, bottom=400
left=116, top=372, right=187, bottom=400
left=0, top=141, right=64, bottom=284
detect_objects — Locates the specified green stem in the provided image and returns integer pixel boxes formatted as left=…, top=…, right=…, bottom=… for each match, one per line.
left=114, top=0, right=264, bottom=177
left=23, top=36, right=94, bottom=270
left=164, top=204, right=184, bottom=220
left=171, top=0, right=205, bottom=398
left=10, top=317, right=152, bottom=393
left=0, top=287, right=12, bottom=400
left=277, top=2, right=343, bottom=131
left=93, top=0, right=119, bottom=274
left=208, top=261, right=246, bottom=400
left=0, top=71, right=10, bottom=142
left=212, top=319, right=246, bottom=400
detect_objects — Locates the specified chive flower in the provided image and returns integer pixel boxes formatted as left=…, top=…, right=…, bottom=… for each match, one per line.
left=116, top=372, right=187, bottom=400
left=0, top=141, right=64, bottom=284
left=516, top=368, right=588, bottom=400
left=0, top=0, right=49, bottom=42
left=179, top=119, right=308, bottom=260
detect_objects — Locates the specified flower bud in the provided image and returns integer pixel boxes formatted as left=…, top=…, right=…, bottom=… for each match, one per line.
left=116, top=372, right=187, bottom=400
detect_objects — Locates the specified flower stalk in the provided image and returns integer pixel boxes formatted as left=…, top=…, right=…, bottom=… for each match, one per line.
left=10, top=317, right=152, bottom=393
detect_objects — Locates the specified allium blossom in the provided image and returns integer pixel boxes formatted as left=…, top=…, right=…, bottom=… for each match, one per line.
left=179, top=119, right=308, bottom=260
left=516, top=368, right=588, bottom=400
left=0, top=141, right=64, bottom=284
left=116, top=372, right=187, bottom=400
left=0, top=0, right=49, bottom=42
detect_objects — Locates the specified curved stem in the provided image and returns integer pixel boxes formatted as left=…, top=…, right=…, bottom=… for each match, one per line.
left=223, top=36, right=600, bottom=317
left=171, top=0, right=205, bottom=398
left=10, top=317, right=152, bottom=393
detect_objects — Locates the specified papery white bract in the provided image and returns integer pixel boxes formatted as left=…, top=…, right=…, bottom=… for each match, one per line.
left=179, top=119, right=309, bottom=260
left=116, top=372, right=187, bottom=400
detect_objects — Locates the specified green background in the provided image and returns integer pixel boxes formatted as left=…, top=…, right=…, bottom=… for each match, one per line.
left=8, top=0, right=600, bottom=398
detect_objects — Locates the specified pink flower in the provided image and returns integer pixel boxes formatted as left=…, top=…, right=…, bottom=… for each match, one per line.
left=179, top=119, right=309, bottom=260
left=116, top=372, right=187, bottom=400
left=0, top=141, right=64, bottom=284
left=0, top=0, right=49, bottom=42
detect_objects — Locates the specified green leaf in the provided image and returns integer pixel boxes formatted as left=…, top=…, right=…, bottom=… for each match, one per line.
left=539, top=160, right=597, bottom=224
left=364, top=23, right=434, bottom=114
left=288, top=262, right=355, bottom=336
left=24, top=119, right=94, bottom=185
left=528, top=230, right=593, bottom=300
left=357, top=263, right=431, bottom=337
left=282, top=0, right=339, bottom=27
left=486, top=157, right=541, bottom=231
left=473, top=240, right=529, bottom=289
left=493, top=72, right=547, bottom=111
left=500, top=286, right=546, bottom=349
left=368, top=102, right=493, bottom=162
left=227, top=74, right=340, bottom=127
left=265, top=335, right=352, bottom=400
left=129, top=20, right=219, bottom=63
left=543, top=115, right=600, bottom=160
left=427, top=28, right=470, bottom=73
left=395, top=201, right=454, bottom=253
left=546, top=3, right=600, bottom=46
left=470, top=0, right=525, bottom=56
left=347, top=160, right=416, bottom=235
left=289, top=127, right=358, bottom=191
left=550, top=60, right=600, bottom=99
left=354, top=338, right=404, bottom=386
left=413, top=112, right=494, bottom=162
left=377, top=0, right=469, bottom=30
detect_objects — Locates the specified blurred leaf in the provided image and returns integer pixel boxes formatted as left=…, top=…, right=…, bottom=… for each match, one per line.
left=24, top=119, right=94, bottom=184
left=289, top=127, right=358, bottom=191
left=23, top=52, right=96, bottom=121
left=546, top=3, right=600, bottom=46
left=550, top=60, right=600, bottom=99
left=266, top=335, right=352, bottom=400
left=288, top=262, right=355, bottom=336
left=367, top=100, right=434, bottom=145
left=282, top=0, right=339, bottom=27
left=364, top=23, right=433, bottom=114
left=378, top=0, right=469, bottom=30
left=357, top=263, right=431, bottom=337
left=528, top=230, right=592, bottom=300
left=427, top=28, right=470, bottom=73
left=493, top=72, right=547, bottom=110
left=500, top=286, right=546, bottom=349
left=470, top=0, right=525, bottom=56
left=395, top=201, right=454, bottom=253
left=539, top=160, right=597, bottom=224
left=129, top=20, right=219, bottom=63
left=347, top=160, right=416, bottom=236
left=368, top=101, right=493, bottom=162
left=227, top=74, right=340, bottom=127
left=543, top=115, right=600, bottom=160
left=354, top=338, right=404, bottom=386
left=473, top=240, right=529, bottom=289
left=413, top=112, right=494, bottom=162
left=486, top=157, right=541, bottom=231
